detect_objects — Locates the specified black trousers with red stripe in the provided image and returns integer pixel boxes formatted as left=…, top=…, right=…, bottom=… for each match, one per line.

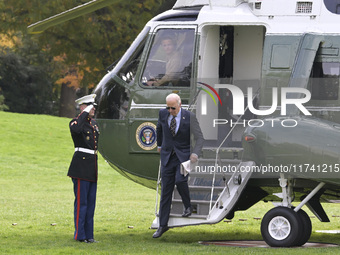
left=72, top=178, right=97, bottom=240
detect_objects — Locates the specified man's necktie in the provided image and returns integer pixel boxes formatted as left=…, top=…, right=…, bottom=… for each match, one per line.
left=170, top=116, right=176, bottom=136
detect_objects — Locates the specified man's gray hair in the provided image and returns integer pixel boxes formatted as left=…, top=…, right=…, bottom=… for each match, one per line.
left=166, top=93, right=181, bottom=105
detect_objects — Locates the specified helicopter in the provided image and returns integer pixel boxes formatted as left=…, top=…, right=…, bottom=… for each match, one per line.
left=28, top=0, right=340, bottom=247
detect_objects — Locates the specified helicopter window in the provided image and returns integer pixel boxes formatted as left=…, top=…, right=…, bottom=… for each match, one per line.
left=96, top=79, right=130, bottom=120
left=310, top=62, right=340, bottom=100
left=141, top=28, right=195, bottom=87
left=115, top=27, right=150, bottom=84
left=324, top=0, right=340, bottom=14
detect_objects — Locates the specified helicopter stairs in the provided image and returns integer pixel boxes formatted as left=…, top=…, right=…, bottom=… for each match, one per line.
left=152, top=147, right=254, bottom=228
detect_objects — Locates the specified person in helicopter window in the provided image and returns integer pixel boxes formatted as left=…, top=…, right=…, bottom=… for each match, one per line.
left=146, top=36, right=183, bottom=87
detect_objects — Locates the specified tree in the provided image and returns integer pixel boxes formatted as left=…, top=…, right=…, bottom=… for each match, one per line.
left=0, top=0, right=176, bottom=116
left=0, top=45, right=57, bottom=114
left=0, top=93, right=9, bottom=111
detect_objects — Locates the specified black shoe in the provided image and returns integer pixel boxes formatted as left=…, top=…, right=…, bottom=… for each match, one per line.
left=153, top=226, right=169, bottom=238
left=87, top=239, right=98, bottom=243
left=76, top=239, right=89, bottom=243
left=182, top=207, right=192, bottom=217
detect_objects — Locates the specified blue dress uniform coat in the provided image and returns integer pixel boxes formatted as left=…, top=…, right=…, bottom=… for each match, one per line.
left=156, top=108, right=204, bottom=227
left=68, top=111, right=99, bottom=182
left=68, top=109, right=100, bottom=241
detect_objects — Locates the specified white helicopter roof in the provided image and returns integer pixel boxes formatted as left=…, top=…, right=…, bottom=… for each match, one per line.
left=174, top=0, right=320, bottom=16
left=174, top=0, right=244, bottom=8
left=169, top=0, right=340, bottom=34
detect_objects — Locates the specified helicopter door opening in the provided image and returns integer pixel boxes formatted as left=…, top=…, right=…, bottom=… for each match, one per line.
left=197, top=25, right=264, bottom=147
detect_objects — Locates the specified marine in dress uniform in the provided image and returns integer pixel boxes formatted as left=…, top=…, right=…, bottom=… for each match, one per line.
left=153, top=93, right=204, bottom=238
left=68, top=94, right=100, bottom=243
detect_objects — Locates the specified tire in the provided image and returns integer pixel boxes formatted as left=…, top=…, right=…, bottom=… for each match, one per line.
left=261, top=206, right=303, bottom=247
left=294, top=209, right=312, bottom=246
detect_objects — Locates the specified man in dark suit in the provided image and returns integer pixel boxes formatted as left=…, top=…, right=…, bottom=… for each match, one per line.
left=153, top=93, right=204, bottom=238
left=68, top=94, right=100, bottom=243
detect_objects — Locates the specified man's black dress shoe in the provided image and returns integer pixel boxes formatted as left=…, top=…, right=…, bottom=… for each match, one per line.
left=182, top=207, right=192, bottom=217
left=153, top=226, right=169, bottom=238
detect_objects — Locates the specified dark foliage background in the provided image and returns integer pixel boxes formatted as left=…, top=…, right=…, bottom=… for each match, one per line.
left=0, top=0, right=176, bottom=115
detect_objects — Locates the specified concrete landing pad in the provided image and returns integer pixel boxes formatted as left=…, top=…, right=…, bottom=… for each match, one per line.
left=199, top=240, right=339, bottom=248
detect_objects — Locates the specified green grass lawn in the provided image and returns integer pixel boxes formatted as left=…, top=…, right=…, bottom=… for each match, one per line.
left=0, top=111, right=339, bottom=254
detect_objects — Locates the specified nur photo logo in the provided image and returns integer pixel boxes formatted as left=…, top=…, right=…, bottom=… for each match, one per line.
left=198, top=82, right=311, bottom=116
left=197, top=82, right=312, bottom=128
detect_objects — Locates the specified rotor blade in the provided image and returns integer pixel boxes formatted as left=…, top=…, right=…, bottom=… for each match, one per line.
left=27, top=0, right=122, bottom=34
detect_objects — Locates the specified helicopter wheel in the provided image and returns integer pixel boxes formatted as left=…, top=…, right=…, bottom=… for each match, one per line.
left=261, top=206, right=303, bottom=247
left=294, top=209, right=312, bottom=246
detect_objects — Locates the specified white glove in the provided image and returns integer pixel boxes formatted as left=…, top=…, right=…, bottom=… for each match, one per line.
left=83, top=104, right=94, bottom=113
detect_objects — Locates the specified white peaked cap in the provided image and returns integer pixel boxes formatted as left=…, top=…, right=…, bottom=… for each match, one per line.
left=75, top=94, right=97, bottom=105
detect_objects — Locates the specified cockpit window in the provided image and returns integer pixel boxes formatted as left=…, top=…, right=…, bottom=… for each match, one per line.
left=141, top=28, right=195, bottom=87
left=96, top=78, right=130, bottom=120
left=115, top=27, right=150, bottom=84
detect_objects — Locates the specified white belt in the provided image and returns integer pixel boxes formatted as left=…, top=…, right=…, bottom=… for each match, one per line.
left=75, top=147, right=97, bottom=155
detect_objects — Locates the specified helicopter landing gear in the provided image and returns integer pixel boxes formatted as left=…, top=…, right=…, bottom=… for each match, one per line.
left=261, top=175, right=325, bottom=247
left=295, top=209, right=312, bottom=246
left=261, top=206, right=301, bottom=247
left=261, top=206, right=313, bottom=247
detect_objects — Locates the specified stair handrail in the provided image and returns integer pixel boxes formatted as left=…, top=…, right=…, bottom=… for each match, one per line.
left=208, top=115, right=244, bottom=212
left=208, top=88, right=259, bottom=213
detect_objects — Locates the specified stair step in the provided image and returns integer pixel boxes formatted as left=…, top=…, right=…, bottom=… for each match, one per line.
left=198, top=158, right=242, bottom=163
left=187, top=185, right=224, bottom=190
left=173, top=187, right=221, bottom=201
left=172, top=198, right=216, bottom=204
left=188, top=172, right=230, bottom=187
left=170, top=199, right=213, bottom=215
left=189, top=171, right=233, bottom=177
left=169, top=213, right=207, bottom=219
left=202, top=147, right=244, bottom=159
